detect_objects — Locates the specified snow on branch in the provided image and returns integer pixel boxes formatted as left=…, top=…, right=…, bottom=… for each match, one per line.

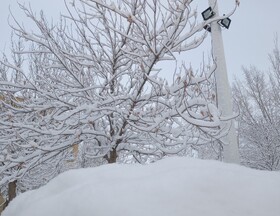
left=0, top=0, right=236, bottom=189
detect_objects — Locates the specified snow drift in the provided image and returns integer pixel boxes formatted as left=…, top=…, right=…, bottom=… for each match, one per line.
left=3, top=157, right=280, bottom=216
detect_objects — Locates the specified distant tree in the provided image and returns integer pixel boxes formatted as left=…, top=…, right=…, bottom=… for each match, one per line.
left=0, top=0, right=238, bottom=193
left=233, top=38, right=280, bottom=171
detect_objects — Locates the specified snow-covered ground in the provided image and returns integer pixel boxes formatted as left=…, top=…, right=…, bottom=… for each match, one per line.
left=3, top=157, right=280, bottom=216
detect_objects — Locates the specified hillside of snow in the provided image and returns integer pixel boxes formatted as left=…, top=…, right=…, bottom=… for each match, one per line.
left=3, top=157, right=280, bottom=216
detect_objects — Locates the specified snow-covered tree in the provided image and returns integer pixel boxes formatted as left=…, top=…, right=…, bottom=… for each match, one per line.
left=0, top=0, right=238, bottom=192
left=233, top=38, right=280, bottom=171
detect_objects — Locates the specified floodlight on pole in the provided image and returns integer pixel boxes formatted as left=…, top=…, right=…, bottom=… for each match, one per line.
left=201, top=7, right=215, bottom=21
left=218, top=17, right=231, bottom=29
left=207, top=0, right=240, bottom=164
left=203, top=25, right=211, bottom=33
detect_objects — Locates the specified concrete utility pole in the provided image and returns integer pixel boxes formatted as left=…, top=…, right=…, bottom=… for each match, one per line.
left=208, top=0, right=240, bottom=164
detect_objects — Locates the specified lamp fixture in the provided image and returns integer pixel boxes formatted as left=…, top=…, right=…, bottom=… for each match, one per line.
left=203, top=25, right=211, bottom=33
left=218, top=17, right=231, bottom=29
left=201, top=7, right=215, bottom=21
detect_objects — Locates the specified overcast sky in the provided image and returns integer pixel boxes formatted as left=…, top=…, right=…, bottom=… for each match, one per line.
left=0, top=0, right=279, bottom=82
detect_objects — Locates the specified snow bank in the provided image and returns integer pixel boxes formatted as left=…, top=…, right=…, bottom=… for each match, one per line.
left=3, top=157, right=280, bottom=216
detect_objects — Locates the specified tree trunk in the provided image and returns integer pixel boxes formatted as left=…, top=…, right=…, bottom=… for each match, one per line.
left=0, top=181, right=17, bottom=213
left=8, top=180, right=17, bottom=203
left=107, top=148, right=117, bottom=164
left=1, top=180, right=18, bottom=211
left=0, top=192, right=6, bottom=214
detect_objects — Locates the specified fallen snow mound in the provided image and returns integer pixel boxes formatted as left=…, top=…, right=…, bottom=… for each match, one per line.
left=3, top=157, right=280, bottom=216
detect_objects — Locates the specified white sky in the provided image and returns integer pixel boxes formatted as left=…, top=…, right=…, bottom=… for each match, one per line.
left=0, top=0, right=279, bottom=82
